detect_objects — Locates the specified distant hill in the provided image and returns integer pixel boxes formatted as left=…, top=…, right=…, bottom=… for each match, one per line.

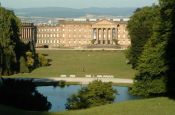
left=13, top=7, right=136, bottom=18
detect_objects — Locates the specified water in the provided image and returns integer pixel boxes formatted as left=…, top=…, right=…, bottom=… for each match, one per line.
left=37, top=85, right=139, bottom=112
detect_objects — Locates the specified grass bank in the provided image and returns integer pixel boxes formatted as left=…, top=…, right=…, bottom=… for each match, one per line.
left=0, top=97, right=175, bottom=115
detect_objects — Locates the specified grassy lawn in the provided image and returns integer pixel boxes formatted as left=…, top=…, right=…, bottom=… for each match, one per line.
left=1, top=97, right=175, bottom=115
left=61, top=97, right=175, bottom=115
left=7, top=50, right=136, bottom=79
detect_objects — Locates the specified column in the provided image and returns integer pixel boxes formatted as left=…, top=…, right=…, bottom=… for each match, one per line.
left=102, top=28, right=104, bottom=44
left=106, top=28, right=109, bottom=44
left=97, top=28, right=99, bottom=44
left=111, top=28, right=113, bottom=44
left=29, top=28, right=31, bottom=40
left=105, top=28, right=108, bottom=44
left=93, top=28, right=96, bottom=39
left=21, top=29, right=23, bottom=39
left=27, top=28, right=29, bottom=40
left=100, top=28, right=102, bottom=44
left=24, top=28, right=26, bottom=40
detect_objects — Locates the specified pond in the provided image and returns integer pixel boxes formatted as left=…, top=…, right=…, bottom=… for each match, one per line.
left=37, top=85, right=139, bottom=112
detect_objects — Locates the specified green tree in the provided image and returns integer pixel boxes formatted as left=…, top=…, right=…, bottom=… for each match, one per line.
left=127, top=6, right=159, bottom=68
left=130, top=0, right=175, bottom=97
left=160, top=0, right=175, bottom=97
left=66, top=80, right=117, bottom=110
left=26, top=51, right=34, bottom=71
left=0, top=6, right=27, bottom=75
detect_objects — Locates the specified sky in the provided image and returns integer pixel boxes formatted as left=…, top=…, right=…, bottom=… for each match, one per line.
left=0, top=0, right=159, bottom=9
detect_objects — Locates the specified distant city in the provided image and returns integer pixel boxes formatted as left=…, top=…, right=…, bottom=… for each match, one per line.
left=12, top=7, right=135, bottom=25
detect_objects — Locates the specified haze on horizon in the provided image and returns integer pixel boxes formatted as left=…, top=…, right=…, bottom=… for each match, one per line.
left=0, top=0, right=158, bottom=9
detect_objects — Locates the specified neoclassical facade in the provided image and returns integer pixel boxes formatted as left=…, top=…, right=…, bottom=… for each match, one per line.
left=35, top=19, right=131, bottom=48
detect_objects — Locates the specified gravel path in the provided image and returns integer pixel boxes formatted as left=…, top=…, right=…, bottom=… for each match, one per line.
left=48, top=77, right=133, bottom=84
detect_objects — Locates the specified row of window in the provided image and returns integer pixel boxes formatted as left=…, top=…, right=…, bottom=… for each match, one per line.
left=38, top=28, right=91, bottom=32
left=37, top=28, right=126, bottom=33
left=37, top=39, right=89, bottom=44
left=38, top=28, right=59, bottom=32
left=37, top=34, right=60, bottom=38
left=38, top=34, right=91, bottom=38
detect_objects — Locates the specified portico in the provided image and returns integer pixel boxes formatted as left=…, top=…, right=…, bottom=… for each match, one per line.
left=92, top=19, right=119, bottom=45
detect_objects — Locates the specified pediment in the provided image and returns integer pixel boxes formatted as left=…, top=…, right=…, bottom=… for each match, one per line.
left=92, top=19, right=118, bottom=28
left=94, top=19, right=115, bottom=25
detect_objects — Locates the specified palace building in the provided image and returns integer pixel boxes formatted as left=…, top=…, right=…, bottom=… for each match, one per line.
left=21, top=19, right=131, bottom=48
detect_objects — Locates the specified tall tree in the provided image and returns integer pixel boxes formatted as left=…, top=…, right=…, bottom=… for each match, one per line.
left=130, top=0, right=175, bottom=97
left=127, top=6, right=159, bottom=68
left=160, top=0, right=175, bottom=97
left=0, top=6, right=27, bottom=75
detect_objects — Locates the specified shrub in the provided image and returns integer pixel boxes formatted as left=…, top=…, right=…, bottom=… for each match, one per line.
left=65, top=80, right=117, bottom=110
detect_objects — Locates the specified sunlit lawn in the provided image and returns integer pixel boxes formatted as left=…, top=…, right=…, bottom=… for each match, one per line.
left=7, top=50, right=136, bottom=79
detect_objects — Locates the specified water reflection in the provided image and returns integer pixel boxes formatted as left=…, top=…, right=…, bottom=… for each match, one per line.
left=37, top=85, right=139, bottom=112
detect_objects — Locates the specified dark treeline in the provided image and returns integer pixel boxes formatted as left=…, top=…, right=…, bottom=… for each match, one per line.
left=127, top=0, right=175, bottom=97
left=0, top=6, right=49, bottom=76
left=0, top=78, right=51, bottom=111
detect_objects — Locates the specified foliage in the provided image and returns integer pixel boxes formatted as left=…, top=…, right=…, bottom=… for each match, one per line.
left=19, top=56, right=29, bottom=73
left=127, top=6, right=159, bottom=68
left=0, top=78, right=51, bottom=111
left=0, top=6, right=29, bottom=75
left=37, top=53, right=49, bottom=67
left=159, top=0, right=175, bottom=97
left=130, top=0, right=175, bottom=97
left=65, top=80, right=117, bottom=110
left=26, top=51, right=34, bottom=71
left=91, top=39, right=96, bottom=44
